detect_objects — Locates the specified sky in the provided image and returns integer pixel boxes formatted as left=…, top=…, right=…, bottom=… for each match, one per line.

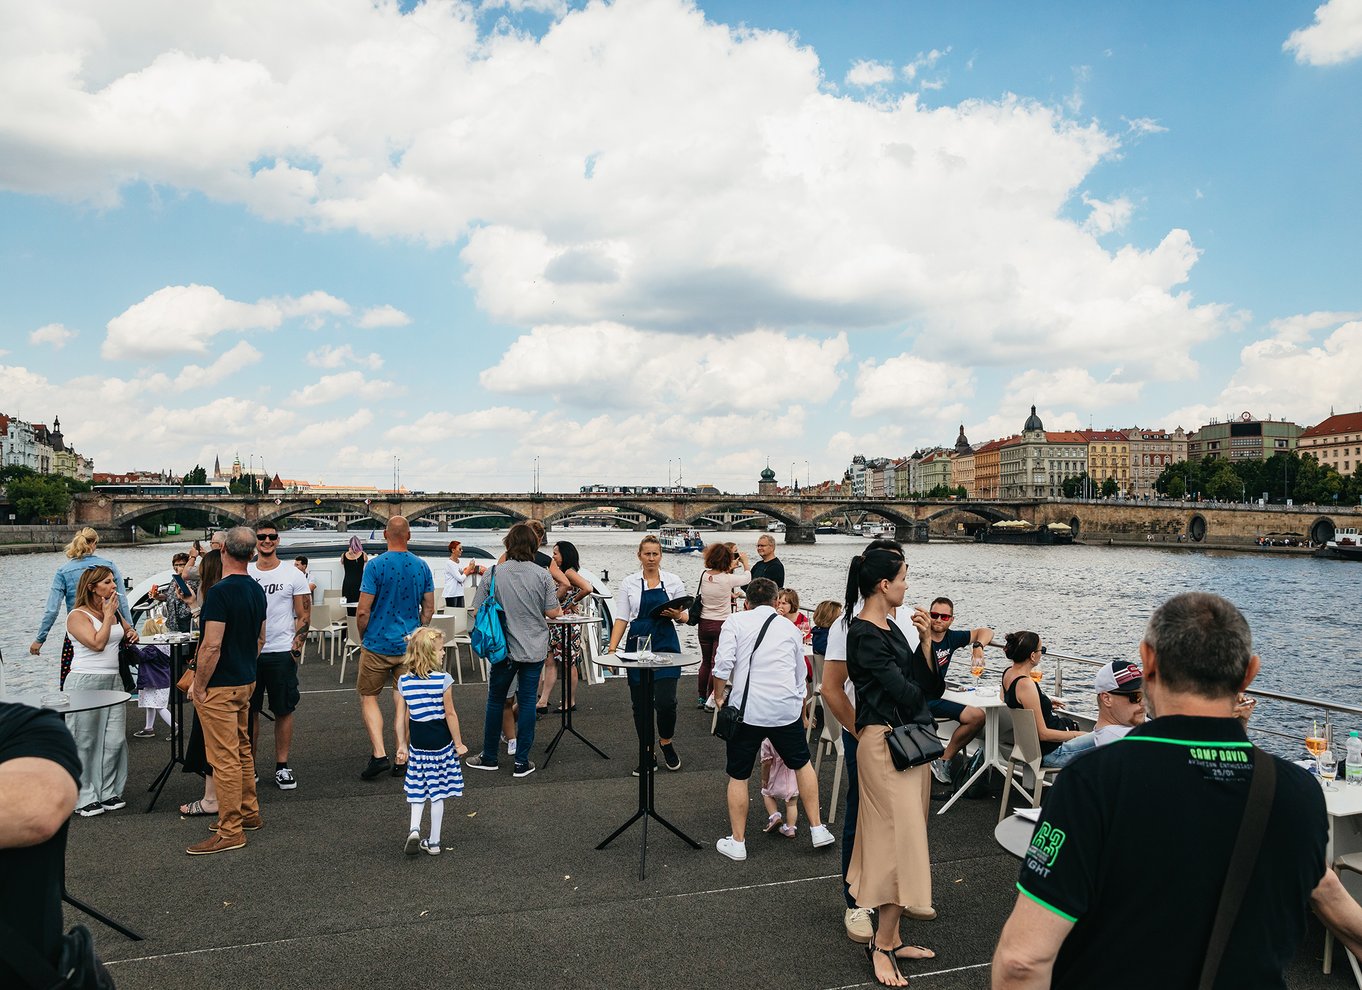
left=1, top=0, right=1360, bottom=494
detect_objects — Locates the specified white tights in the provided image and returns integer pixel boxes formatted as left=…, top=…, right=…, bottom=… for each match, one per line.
left=143, top=707, right=172, bottom=731
left=409, top=799, right=445, bottom=845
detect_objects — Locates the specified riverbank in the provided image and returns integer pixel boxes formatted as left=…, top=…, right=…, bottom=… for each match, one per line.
left=929, top=532, right=1317, bottom=556
left=0, top=534, right=188, bottom=556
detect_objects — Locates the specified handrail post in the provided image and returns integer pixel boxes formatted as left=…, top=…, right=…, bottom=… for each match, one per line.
left=1054, top=656, right=1064, bottom=698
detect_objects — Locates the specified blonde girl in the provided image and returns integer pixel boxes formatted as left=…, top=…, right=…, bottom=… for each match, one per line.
left=394, top=627, right=467, bottom=855
left=31, top=526, right=136, bottom=686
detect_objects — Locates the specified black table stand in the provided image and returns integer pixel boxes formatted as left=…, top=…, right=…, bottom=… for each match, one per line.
left=596, top=665, right=701, bottom=879
left=542, top=620, right=609, bottom=768
left=146, top=641, right=192, bottom=812
left=63, top=886, right=144, bottom=941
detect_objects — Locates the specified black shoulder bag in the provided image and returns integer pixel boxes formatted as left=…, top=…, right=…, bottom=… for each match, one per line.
left=884, top=632, right=945, bottom=770
left=0, top=917, right=116, bottom=990
left=1197, top=747, right=1276, bottom=990
left=712, top=615, right=778, bottom=741
left=686, top=573, right=704, bottom=627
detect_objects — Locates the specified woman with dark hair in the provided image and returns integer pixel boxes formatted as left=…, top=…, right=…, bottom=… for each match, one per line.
left=180, top=549, right=223, bottom=817
left=536, top=540, right=595, bottom=714
left=607, top=535, right=690, bottom=773
left=694, top=541, right=751, bottom=710
left=844, top=548, right=940, bottom=987
left=341, top=536, right=368, bottom=617
left=1000, top=631, right=1095, bottom=768
left=442, top=540, right=481, bottom=609
left=465, top=522, right=563, bottom=778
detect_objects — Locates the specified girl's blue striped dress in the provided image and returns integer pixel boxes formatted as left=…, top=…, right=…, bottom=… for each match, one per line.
left=398, top=671, right=464, bottom=802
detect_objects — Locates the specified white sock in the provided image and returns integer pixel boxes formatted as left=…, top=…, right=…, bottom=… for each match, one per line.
left=144, top=709, right=157, bottom=731
left=507, top=739, right=517, bottom=756
left=429, top=800, right=444, bottom=845
left=157, top=707, right=172, bottom=727
left=409, top=803, right=423, bottom=833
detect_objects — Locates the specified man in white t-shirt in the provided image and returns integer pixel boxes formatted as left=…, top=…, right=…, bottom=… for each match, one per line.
left=710, top=578, right=835, bottom=862
left=819, top=540, right=927, bottom=943
left=247, top=523, right=312, bottom=790
left=1091, top=660, right=1145, bottom=746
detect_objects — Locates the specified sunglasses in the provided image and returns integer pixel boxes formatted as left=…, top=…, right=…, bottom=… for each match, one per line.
left=1115, top=691, right=1143, bottom=704
left=929, top=612, right=953, bottom=621
left=257, top=533, right=279, bottom=542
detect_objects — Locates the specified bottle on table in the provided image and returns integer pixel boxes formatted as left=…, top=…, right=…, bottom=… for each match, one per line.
left=1346, top=730, right=1362, bottom=786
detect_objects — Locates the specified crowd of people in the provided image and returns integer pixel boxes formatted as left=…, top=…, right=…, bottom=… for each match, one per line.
left=13, top=524, right=1362, bottom=990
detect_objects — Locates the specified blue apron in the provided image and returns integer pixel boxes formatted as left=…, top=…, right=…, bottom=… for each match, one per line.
left=626, top=580, right=681, bottom=685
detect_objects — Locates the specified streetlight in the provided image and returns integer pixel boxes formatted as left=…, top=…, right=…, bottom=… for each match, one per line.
left=805, top=460, right=810, bottom=488
left=668, top=459, right=673, bottom=488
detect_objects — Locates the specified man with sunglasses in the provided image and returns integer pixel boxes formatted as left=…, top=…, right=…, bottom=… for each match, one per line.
left=916, top=597, right=992, bottom=785
left=1091, top=660, right=1145, bottom=746
left=247, top=522, right=311, bottom=790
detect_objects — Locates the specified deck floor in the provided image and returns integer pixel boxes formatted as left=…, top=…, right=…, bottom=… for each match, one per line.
left=65, top=653, right=1357, bottom=989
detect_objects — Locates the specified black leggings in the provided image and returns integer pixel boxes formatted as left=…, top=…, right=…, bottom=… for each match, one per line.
left=629, top=678, right=678, bottom=743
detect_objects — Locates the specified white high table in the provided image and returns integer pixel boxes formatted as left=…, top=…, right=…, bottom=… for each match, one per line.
left=1324, top=781, right=1362, bottom=984
left=935, top=687, right=1011, bottom=816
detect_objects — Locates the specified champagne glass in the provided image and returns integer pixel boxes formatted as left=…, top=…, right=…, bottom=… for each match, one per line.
left=1306, top=720, right=1327, bottom=761
left=970, top=653, right=985, bottom=691
left=1319, top=751, right=1338, bottom=790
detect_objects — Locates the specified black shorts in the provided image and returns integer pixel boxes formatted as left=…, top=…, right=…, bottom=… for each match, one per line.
left=725, top=717, right=811, bottom=780
left=928, top=697, right=967, bottom=721
left=251, top=651, right=300, bottom=717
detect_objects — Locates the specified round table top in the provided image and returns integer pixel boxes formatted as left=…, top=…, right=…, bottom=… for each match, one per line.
left=548, top=614, right=602, bottom=626
left=140, top=633, right=198, bottom=646
left=994, top=813, right=1038, bottom=858
left=592, top=650, right=700, bottom=671
left=4, top=689, right=132, bottom=714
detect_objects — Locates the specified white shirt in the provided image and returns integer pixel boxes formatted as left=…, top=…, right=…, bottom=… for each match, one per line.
left=1093, top=723, right=1134, bottom=747
left=712, top=604, right=808, bottom=728
left=248, top=561, right=312, bottom=654
left=612, top=570, right=685, bottom=624
left=443, top=558, right=469, bottom=598
left=67, top=611, right=124, bottom=674
left=822, top=601, right=920, bottom=707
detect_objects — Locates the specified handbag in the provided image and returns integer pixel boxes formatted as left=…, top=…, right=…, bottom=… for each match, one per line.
left=885, top=720, right=945, bottom=771
left=712, top=615, right=778, bottom=741
left=685, top=574, right=704, bottom=627
left=0, top=917, right=116, bottom=990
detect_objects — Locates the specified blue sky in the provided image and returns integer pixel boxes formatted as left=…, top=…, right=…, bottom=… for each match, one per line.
left=1, top=0, right=1359, bottom=493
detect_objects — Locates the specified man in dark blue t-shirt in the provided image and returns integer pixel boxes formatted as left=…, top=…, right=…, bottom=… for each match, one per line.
left=187, top=525, right=266, bottom=856
left=917, top=596, right=992, bottom=784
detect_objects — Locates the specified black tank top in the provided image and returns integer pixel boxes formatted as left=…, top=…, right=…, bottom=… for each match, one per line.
left=1003, top=671, right=1061, bottom=755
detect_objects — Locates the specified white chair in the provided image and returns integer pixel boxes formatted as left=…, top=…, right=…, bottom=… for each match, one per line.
left=448, top=607, right=474, bottom=683
left=429, top=614, right=460, bottom=682
left=339, top=615, right=362, bottom=684
left=323, top=588, right=343, bottom=602
left=998, top=707, right=1063, bottom=823
left=1325, top=852, right=1362, bottom=985
left=305, top=602, right=337, bottom=664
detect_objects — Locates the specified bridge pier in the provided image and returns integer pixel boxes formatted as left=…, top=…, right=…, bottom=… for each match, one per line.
left=634, top=519, right=650, bottom=532
left=437, top=520, right=448, bottom=533
left=336, top=520, right=347, bottom=533
left=784, top=525, right=816, bottom=545
left=896, top=522, right=930, bottom=544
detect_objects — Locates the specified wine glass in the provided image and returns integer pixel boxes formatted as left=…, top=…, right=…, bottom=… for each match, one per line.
left=1319, top=751, right=1338, bottom=790
left=970, top=654, right=985, bottom=692
left=1306, top=728, right=1327, bottom=761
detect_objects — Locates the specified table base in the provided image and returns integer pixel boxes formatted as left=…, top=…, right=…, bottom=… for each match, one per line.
left=146, top=642, right=192, bottom=813
left=63, top=887, right=144, bottom=941
left=542, top=628, right=608, bottom=769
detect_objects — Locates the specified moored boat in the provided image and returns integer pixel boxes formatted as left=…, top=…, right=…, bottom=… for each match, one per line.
left=658, top=525, right=704, bottom=554
left=1315, top=527, right=1362, bottom=561
left=978, top=521, right=1074, bottom=545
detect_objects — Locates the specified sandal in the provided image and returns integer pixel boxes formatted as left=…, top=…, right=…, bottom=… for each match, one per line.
left=762, top=812, right=784, bottom=834
left=779, top=824, right=797, bottom=838
left=893, top=943, right=936, bottom=961
left=863, top=944, right=907, bottom=987
left=180, top=799, right=217, bottom=817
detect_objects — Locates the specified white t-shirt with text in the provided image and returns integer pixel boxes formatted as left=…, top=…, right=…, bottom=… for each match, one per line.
left=248, top=561, right=313, bottom=654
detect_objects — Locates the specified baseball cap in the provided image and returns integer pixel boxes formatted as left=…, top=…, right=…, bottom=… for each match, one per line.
left=1094, top=659, right=1143, bottom=695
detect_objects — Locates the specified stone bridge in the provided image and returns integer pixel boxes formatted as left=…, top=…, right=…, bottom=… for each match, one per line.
left=72, top=491, right=1362, bottom=546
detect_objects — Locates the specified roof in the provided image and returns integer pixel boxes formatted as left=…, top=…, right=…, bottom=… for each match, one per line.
left=1045, top=431, right=1088, bottom=443
left=1023, top=404, right=1044, bottom=431
left=973, top=436, right=1019, bottom=454
left=1302, top=411, right=1362, bottom=438
left=1078, top=430, right=1128, bottom=442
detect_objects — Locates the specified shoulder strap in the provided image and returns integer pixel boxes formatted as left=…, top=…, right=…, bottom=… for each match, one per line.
left=0, top=915, right=63, bottom=990
left=734, top=614, right=779, bottom=717
left=1198, top=747, right=1276, bottom=990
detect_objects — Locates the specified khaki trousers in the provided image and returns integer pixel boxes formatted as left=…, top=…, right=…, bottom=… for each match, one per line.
left=196, top=683, right=259, bottom=841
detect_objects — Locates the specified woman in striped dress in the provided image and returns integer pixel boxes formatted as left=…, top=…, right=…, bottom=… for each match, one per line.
left=395, top=627, right=468, bottom=856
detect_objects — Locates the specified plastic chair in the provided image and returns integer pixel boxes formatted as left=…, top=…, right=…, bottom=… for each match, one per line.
left=322, top=588, right=343, bottom=602
left=1324, top=852, right=1362, bottom=985
left=340, top=616, right=362, bottom=684
left=998, top=707, right=1063, bottom=823
left=429, top=614, right=461, bottom=683
left=305, top=602, right=337, bottom=664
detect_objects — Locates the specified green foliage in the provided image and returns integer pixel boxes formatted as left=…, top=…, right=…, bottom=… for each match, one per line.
left=0, top=464, right=37, bottom=484
left=184, top=464, right=208, bottom=485
left=924, top=484, right=965, bottom=499
left=1100, top=477, right=1118, bottom=498
left=1154, top=452, right=1360, bottom=505
left=7, top=473, right=72, bottom=522
left=1061, top=472, right=1092, bottom=498
left=228, top=474, right=262, bottom=495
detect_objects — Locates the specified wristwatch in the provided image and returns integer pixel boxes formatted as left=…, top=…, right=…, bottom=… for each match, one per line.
left=971, top=641, right=984, bottom=650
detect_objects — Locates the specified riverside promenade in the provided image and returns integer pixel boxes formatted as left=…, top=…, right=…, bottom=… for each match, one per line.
left=66, top=660, right=1352, bottom=989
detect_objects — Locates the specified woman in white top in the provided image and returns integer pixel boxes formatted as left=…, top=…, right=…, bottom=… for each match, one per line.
left=442, top=540, right=481, bottom=609
left=694, top=542, right=750, bottom=710
left=64, top=566, right=130, bottom=818
left=607, top=535, right=690, bottom=773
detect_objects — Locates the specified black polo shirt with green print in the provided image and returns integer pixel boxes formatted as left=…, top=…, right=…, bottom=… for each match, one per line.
left=1017, top=715, right=1327, bottom=990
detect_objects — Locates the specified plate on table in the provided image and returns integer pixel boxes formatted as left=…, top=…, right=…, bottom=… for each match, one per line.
left=650, top=595, right=694, bottom=619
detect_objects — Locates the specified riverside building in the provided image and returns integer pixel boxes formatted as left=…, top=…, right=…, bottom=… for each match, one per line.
left=1188, top=413, right=1302, bottom=462
left=1299, top=412, right=1362, bottom=476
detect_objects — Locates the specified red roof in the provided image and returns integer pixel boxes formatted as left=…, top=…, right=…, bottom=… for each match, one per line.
left=1046, top=431, right=1089, bottom=443
left=1078, top=430, right=1127, bottom=442
left=1302, top=412, right=1362, bottom=438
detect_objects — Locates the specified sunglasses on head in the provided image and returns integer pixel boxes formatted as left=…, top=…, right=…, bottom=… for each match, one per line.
left=257, top=533, right=279, bottom=541
left=929, top=612, right=953, bottom=621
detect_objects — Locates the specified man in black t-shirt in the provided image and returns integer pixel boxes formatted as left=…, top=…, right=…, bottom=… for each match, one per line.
left=918, top=596, right=992, bottom=784
left=187, top=525, right=267, bottom=856
left=749, top=534, right=784, bottom=589
left=992, top=592, right=1362, bottom=989
left=0, top=702, right=81, bottom=984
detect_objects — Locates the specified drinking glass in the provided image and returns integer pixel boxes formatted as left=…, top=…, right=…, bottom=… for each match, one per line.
left=1030, top=668, right=1044, bottom=684
left=1319, top=752, right=1338, bottom=790
left=1306, top=733, right=1327, bottom=759
left=637, top=634, right=653, bottom=663
left=39, top=691, right=69, bottom=708
left=970, top=655, right=985, bottom=691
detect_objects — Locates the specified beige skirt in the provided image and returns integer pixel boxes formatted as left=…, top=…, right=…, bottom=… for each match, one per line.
left=847, top=726, right=932, bottom=910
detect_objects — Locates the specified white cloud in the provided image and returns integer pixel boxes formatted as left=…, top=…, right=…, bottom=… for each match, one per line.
left=1265, top=309, right=1362, bottom=344
left=0, top=0, right=1232, bottom=377
left=357, top=304, right=411, bottom=329
left=289, top=370, right=396, bottom=406
left=390, top=407, right=537, bottom=442
left=173, top=341, right=263, bottom=391
left=29, top=322, right=76, bottom=348
left=102, top=284, right=282, bottom=358
left=278, top=290, right=351, bottom=329
left=902, top=48, right=947, bottom=84
left=850, top=354, right=973, bottom=418
left=305, top=343, right=383, bottom=370
left=1284, top=0, right=1362, bottom=65
left=481, top=0, right=567, bottom=14
left=845, top=59, right=896, bottom=88
left=1123, top=116, right=1167, bottom=136
left=1081, top=193, right=1133, bottom=235
left=1003, top=367, right=1143, bottom=409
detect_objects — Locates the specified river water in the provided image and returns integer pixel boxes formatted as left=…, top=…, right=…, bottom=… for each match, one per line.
left=3, top=531, right=1357, bottom=748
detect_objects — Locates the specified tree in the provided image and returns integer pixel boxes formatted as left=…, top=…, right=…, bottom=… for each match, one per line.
left=1100, top=477, right=1118, bottom=498
left=1061, top=473, right=1092, bottom=498
left=184, top=464, right=208, bottom=485
left=1205, top=459, right=1242, bottom=501
left=8, top=474, right=71, bottom=522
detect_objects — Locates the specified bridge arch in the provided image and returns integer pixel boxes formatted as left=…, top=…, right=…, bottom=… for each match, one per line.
left=260, top=499, right=380, bottom=528
left=404, top=500, right=530, bottom=526
left=684, top=501, right=803, bottom=529
left=1310, top=517, right=1336, bottom=545
left=110, top=500, right=247, bottom=529
left=919, top=504, right=1021, bottom=525
left=542, top=500, right=673, bottom=528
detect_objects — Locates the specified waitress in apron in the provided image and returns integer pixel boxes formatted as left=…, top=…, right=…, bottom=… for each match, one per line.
left=607, top=535, right=690, bottom=775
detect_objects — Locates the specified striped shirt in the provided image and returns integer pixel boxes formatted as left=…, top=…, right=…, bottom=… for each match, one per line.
left=398, top=672, right=453, bottom=722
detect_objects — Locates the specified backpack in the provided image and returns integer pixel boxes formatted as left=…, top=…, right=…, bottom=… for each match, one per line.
left=470, top=566, right=509, bottom=664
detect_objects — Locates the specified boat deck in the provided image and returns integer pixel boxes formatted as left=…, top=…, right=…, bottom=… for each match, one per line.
left=68, top=656, right=1356, bottom=989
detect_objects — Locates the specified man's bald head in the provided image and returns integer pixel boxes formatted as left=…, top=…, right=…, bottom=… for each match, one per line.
left=386, top=515, right=411, bottom=547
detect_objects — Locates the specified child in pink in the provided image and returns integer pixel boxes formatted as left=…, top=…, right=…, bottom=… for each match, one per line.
left=760, top=738, right=799, bottom=837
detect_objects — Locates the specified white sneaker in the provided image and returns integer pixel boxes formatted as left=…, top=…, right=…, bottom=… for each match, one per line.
left=809, top=824, right=835, bottom=849
left=930, top=758, right=952, bottom=784
left=716, top=836, right=747, bottom=861
left=507, top=739, right=517, bottom=756
left=704, top=694, right=717, bottom=712
left=404, top=830, right=421, bottom=856
left=845, top=907, right=874, bottom=944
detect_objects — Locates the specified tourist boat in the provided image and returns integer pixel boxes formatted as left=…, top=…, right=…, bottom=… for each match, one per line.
left=658, top=525, right=704, bottom=554
left=978, top=521, right=1075, bottom=545
left=861, top=521, right=895, bottom=539
left=1316, top=526, right=1362, bottom=561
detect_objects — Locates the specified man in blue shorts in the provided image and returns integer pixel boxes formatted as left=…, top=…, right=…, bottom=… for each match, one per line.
left=916, top=596, right=992, bottom=784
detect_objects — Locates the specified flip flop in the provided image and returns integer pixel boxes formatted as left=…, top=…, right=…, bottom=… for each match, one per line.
left=893, top=943, right=936, bottom=961
left=180, top=799, right=217, bottom=817
left=864, top=944, right=906, bottom=988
